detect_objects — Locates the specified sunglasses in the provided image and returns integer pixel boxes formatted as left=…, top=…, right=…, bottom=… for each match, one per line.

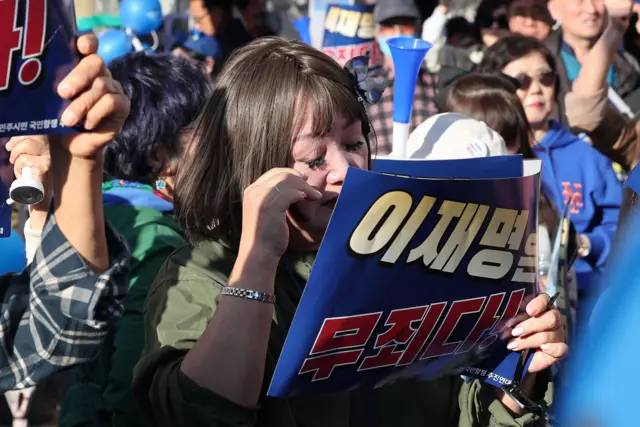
left=513, top=70, right=556, bottom=90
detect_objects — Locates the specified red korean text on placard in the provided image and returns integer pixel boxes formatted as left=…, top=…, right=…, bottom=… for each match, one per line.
left=0, top=0, right=47, bottom=91
left=298, top=312, right=382, bottom=381
left=298, top=288, right=527, bottom=382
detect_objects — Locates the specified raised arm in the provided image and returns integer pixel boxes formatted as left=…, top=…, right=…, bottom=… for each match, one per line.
left=0, top=34, right=131, bottom=392
left=565, top=0, right=638, bottom=170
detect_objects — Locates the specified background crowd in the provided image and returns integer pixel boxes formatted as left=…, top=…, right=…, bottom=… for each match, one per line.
left=1, top=0, right=639, bottom=425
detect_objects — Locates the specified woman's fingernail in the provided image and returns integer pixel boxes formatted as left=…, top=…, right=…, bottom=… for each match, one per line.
left=299, top=191, right=307, bottom=199
left=540, top=344, right=550, bottom=351
left=512, top=327, right=524, bottom=337
left=61, top=110, right=78, bottom=126
left=315, top=190, right=322, bottom=198
left=507, top=341, right=519, bottom=350
left=58, top=82, right=73, bottom=98
left=84, top=120, right=95, bottom=130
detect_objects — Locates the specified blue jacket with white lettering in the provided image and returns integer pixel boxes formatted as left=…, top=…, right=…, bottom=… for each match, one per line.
left=533, top=120, right=623, bottom=291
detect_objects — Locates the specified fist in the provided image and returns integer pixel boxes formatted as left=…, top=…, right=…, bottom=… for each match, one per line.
left=6, top=136, right=50, bottom=181
left=605, top=0, right=633, bottom=20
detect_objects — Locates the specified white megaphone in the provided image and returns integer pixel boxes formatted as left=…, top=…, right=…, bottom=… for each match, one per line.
left=7, top=167, right=44, bottom=205
left=387, top=36, right=432, bottom=158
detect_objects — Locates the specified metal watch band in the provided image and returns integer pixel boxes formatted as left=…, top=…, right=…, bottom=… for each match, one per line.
left=221, top=287, right=276, bottom=304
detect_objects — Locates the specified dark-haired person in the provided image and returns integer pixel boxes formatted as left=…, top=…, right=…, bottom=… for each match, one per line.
left=0, top=34, right=131, bottom=391
left=478, top=34, right=623, bottom=327
left=172, top=31, right=219, bottom=77
left=189, top=0, right=254, bottom=69
left=58, top=53, right=212, bottom=427
left=507, top=0, right=553, bottom=40
left=132, top=36, right=566, bottom=427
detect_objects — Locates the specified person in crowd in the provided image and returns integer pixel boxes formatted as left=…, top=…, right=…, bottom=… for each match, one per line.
left=132, top=36, right=566, bottom=427
left=440, top=72, right=578, bottom=341
left=564, top=0, right=640, bottom=173
left=507, top=0, right=553, bottom=40
left=404, top=112, right=509, bottom=158
left=57, top=53, right=211, bottom=427
left=545, top=0, right=640, bottom=123
left=172, top=30, right=219, bottom=76
left=426, top=0, right=552, bottom=73
left=189, top=0, right=254, bottom=69
left=0, top=33, right=131, bottom=391
left=478, top=34, right=623, bottom=326
left=367, top=0, right=438, bottom=155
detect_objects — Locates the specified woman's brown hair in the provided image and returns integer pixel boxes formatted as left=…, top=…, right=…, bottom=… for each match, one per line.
left=175, top=36, right=373, bottom=245
left=443, top=72, right=534, bottom=158
left=443, top=72, right=560, bottom=231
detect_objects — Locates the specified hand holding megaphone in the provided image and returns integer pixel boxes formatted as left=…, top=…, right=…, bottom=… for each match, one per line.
left=5, top=136, right=50, bottom=206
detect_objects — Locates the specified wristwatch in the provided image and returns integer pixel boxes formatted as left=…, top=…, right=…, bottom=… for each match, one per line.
left=577, top=235, right=591, bottom=258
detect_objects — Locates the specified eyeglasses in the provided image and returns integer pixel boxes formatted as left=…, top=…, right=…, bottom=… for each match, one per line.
left=513, top=70, right=556, bottom=90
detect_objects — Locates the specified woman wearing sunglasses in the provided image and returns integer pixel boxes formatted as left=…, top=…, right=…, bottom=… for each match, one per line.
left=478, top=34, right=623, bottom=331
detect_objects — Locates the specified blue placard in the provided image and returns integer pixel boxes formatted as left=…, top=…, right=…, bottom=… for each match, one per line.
left=373, top=155, right=524, bottom=179
left=0, top=0, right=80, bottom=137
left=321, top=4, right=382, bottom=69
left=268, top=158, right=541, bottom=397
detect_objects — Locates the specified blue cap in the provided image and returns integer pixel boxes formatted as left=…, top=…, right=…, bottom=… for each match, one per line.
left=183, top=32, right=220, bottom=59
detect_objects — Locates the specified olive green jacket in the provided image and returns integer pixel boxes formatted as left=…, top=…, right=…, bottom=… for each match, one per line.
left=133, top=239, right=552, bottom=427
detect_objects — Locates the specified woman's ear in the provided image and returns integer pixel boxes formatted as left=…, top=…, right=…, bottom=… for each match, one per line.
left=546, top=0, right=562, bottom=24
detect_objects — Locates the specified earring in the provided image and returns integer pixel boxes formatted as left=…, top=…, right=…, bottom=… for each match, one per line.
left=552, top=20, right=561, bottom=31
left=155, top=179, right=167, bottom=191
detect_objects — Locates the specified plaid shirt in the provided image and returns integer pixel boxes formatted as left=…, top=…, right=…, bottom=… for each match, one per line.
left=367, top=67, right=439, bottom=156
left=0, top=212, right=130, bottom=391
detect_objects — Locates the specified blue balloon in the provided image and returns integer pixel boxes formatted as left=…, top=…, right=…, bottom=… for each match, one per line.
left=98, top=29, right=133, bottom=65
left=120, top=0, right=164, bottom=36
left=0, top=231, right=26, bottom=275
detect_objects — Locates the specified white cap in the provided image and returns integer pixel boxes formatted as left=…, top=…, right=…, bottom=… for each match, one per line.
left=406, top=113, right=508, bottom=160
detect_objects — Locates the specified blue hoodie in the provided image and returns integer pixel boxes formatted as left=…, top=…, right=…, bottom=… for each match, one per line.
left=533, top=121, right=623, bottom=291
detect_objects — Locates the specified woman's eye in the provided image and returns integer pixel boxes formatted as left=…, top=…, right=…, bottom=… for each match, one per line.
left=306, top=156, right=327, bottom=169
left=345, top=141, right=365, bottom=152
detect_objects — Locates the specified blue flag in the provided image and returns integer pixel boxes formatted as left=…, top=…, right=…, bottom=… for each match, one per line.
left=0, top=0, right=79, bottom=137
left=268, top=157, right=542, bottom=396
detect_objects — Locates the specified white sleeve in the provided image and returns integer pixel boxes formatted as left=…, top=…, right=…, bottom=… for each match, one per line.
left=23, top=218, right=42, bottom=264
left=421, top=9, right=448, bottom=45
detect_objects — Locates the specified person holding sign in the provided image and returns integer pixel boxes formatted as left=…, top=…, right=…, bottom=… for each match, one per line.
left=133, top=36, right=567, bottom=427
left=0, top=33, right=131, bottom=392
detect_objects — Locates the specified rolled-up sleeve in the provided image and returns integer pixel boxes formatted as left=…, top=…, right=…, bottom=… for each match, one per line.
left=0, top=211, right=130, bottom=391
left=132, top=260, right=257, bottom=427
